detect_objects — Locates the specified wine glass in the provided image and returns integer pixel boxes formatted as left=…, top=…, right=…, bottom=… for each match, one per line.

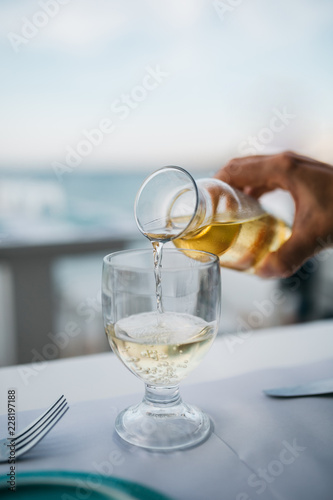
left=102, top=248, right=221, bottom=451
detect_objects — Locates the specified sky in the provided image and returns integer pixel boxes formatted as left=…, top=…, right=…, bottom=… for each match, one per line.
left=1, top=0, right=333, bottom=172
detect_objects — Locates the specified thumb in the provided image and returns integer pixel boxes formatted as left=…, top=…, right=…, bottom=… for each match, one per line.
left=256, top=233, right=313, bottom=278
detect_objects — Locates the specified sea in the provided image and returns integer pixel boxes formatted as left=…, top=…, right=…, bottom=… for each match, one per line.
left=0, top=169, right=154, bottom=244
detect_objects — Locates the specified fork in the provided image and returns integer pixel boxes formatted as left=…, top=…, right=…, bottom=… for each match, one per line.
left=0, top=395, right=69, bottom=462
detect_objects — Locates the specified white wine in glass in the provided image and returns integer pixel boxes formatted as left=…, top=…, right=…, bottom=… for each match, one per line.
left=102, top=248, right=221, bottom=451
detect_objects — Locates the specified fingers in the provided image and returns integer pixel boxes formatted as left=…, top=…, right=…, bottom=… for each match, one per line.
left=214, top=152, right=333, bottom=278
left=256, top=232, right=315, bottom=278
left=215, top=153, right=293, bottom=192
left=244, top=185, right=276, bottom=199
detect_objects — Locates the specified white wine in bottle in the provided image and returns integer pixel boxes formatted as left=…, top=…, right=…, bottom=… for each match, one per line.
left=173, top=214, right=291, bottom=273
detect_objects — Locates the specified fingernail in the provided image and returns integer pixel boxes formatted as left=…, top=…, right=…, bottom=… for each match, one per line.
left=256, top=255, right=279, bottom=278
left=256, top=264, right=277, bottom=278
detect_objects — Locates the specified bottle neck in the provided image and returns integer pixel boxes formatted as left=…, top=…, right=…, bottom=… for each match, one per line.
left=176, top=183, right=208, bottom=238
left=135, top=166, right=200, bottom=242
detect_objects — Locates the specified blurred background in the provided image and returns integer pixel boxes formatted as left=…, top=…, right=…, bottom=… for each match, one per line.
left=1, top=0, right=333, bottom=366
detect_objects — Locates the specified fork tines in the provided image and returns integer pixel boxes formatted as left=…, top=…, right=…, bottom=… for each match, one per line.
left=11, top=395, right=69, bottom=454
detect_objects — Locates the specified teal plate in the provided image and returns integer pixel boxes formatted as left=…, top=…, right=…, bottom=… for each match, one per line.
left=0, top=470, right=173, bottom=500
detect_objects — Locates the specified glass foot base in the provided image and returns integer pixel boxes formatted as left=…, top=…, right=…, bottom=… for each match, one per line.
left=115, top=398, right=211, bottom=451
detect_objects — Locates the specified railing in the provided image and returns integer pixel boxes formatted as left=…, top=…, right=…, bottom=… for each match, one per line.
left=0, top=233, right=138, bottom=365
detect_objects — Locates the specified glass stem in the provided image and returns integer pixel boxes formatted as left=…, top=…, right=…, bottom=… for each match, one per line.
left=143, top=384, right=182, bottom=407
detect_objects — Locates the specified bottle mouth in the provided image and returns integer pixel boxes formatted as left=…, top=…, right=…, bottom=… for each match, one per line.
left=134, top=166, right=199, bottom=242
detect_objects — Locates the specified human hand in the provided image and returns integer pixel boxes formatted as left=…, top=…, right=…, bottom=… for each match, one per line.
left=214, top=152, right=333, bottom=278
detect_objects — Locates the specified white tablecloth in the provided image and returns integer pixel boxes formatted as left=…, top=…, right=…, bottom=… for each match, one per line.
left=0, top=320, right=333, bottom=499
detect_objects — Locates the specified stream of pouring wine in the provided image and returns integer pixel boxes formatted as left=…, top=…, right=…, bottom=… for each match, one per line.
left=152, top=241, right=164, bottom=314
